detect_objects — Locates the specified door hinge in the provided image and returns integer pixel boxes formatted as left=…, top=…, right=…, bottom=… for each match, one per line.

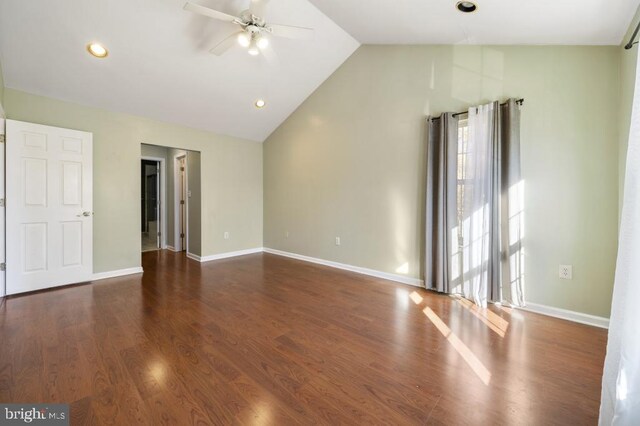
left=0, top=263, right=6, bottom=271
left=180, top=233, right=185, bottom=238
left=180, top=200, right=185, bottom=205
left=0, top=198, right=5, bottom=207
left=180, top=167, right=185, bottom=171
left=0, top=135, right=5, bottom=144
left=157, top=232, right=161, bottom=237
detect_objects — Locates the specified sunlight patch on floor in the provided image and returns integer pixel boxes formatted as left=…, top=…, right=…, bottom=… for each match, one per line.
left=455, top=297, right=509, bottom=337
left=423, top=306, right=492, bottom=385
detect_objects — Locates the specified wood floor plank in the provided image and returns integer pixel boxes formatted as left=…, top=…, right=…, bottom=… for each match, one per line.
left=0, top=250, right=607, bottom=425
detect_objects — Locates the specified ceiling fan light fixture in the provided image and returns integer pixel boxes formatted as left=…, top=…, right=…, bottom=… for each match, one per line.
left=247, top=39, right=260, bottom=56
left=456, top=1, right=477, bottom=13
left=255, top=99, right=266, bottom=108
left=256, top=35, right=269, bottom=50
left=237, top=32, right=251, bottom=47
left=184, top=1, right=314, bottom=57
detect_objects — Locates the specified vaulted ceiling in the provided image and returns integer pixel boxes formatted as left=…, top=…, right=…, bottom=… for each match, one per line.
left=0, top=0, right=359, bottom=142
left=0, top=0, right=638, bottom=142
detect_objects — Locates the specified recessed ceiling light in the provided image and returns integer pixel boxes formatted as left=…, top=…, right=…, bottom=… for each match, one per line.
left=255, top=99, right=266, bottom=108
left=87, top=43, right=108, bottom=58
left=456, top=1, right=477, bottom=13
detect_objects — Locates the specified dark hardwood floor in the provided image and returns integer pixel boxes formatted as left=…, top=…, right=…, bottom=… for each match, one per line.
left=0, top=251, right=607, bottom=425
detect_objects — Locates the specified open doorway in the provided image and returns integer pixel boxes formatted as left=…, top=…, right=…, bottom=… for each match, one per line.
left=141, top=158, right=163, bottom=252
left=141, top=144, right=201, bottom=257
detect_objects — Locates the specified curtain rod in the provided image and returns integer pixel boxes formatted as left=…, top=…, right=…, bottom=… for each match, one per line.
left=625, top=20, right=640, bottom=50
left=429, top=98, right=524, bottom=121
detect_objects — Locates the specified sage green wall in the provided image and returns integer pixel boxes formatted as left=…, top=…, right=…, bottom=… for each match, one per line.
left=5, top=89, right=263, bottom=273
left=141, top=143, right=168, bottom=160
left=264, top=45, right=620, bottom=317
left=619, top=6, right=640, bottom=216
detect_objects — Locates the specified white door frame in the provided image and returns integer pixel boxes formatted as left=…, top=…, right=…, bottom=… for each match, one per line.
left=174, top=154, right=188, bottom=252
left=141, top=156, right=166, bottom=249
left=0, top=116, right=5, bottom=297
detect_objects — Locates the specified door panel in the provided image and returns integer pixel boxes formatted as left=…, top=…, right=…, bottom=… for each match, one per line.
left=62, top=162, right=82, bottom=205
left=24, top=158, right=47, bottom=206
left=62, top=137, right=82, bottom=153
left=23, top=131, right=47, bottom=150
left=23, top=223, right=47, bottom=272
left=7, top=120, right=93, bottom=295
left=62, top=221, right=83, bottom=267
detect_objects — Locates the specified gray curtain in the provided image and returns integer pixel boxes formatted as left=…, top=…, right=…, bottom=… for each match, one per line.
left=499, top=99, right=524, bottom=307
left=424, top=112, right=459, bottom=294
left=424, top=99, right=523, bottom=307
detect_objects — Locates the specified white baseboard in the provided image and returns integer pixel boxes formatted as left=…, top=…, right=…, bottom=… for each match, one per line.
left=166, top=245, right=179, bottom=252
left=186, top=252, right=200, bottom=261
left=187, top=247, right=264, bottom=263
left=518, top=302, right=609, bottom=329
left=136, top=246, right=611, bottom=329
left=92, top=267, right=144, bottom=281
left=263, top=248, right=424, bottom=287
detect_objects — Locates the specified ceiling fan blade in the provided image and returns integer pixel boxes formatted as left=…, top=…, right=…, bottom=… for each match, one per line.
left=184, top=2, right=241, bottom=23
left=209, top=31, right=242, bottom=56
left=249, top=0, right=270, bottom=17
left=268, top=24, right=314, bottom=40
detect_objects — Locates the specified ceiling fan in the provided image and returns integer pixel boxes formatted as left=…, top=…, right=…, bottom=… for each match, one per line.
left=184, top=0, right=314, bottom=56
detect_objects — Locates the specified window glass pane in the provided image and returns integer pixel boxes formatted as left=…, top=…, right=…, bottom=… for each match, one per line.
left=456, top=119, right=469, bottom=247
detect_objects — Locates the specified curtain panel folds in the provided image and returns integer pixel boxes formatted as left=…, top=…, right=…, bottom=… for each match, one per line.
left=424, top=99, right=523, bottom=307
left=425, top=112, right=459, bottom=295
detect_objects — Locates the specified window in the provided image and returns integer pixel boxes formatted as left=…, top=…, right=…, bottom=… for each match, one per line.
left=456, top=118, right=470, bottom=249
left=449, top=118, right=471, bottom=288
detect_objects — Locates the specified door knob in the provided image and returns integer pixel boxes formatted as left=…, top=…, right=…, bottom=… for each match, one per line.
left=77, top=211, right=93, bottom=217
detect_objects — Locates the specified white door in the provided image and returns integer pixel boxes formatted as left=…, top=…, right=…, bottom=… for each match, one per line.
left=6, top=120, right=93, bottom=295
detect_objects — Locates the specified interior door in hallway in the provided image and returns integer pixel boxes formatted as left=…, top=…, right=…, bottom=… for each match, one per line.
left=6, top=120, right=93, bottom=295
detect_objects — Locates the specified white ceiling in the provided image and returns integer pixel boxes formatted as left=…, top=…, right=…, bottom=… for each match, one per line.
left=308, top=0, right=640, bottom=45
left=0, top=0, right=359, bottom=142
left=1, top=1, right=638, bottom=143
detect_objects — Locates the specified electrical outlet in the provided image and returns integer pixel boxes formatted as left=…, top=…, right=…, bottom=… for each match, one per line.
left=559, top=265, right=572, bottom=280
left=224, top=232, right=229, bottom=240
left=335, top=237, right=341, bottom=246
left=285, top=231, right=289, bottom=238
